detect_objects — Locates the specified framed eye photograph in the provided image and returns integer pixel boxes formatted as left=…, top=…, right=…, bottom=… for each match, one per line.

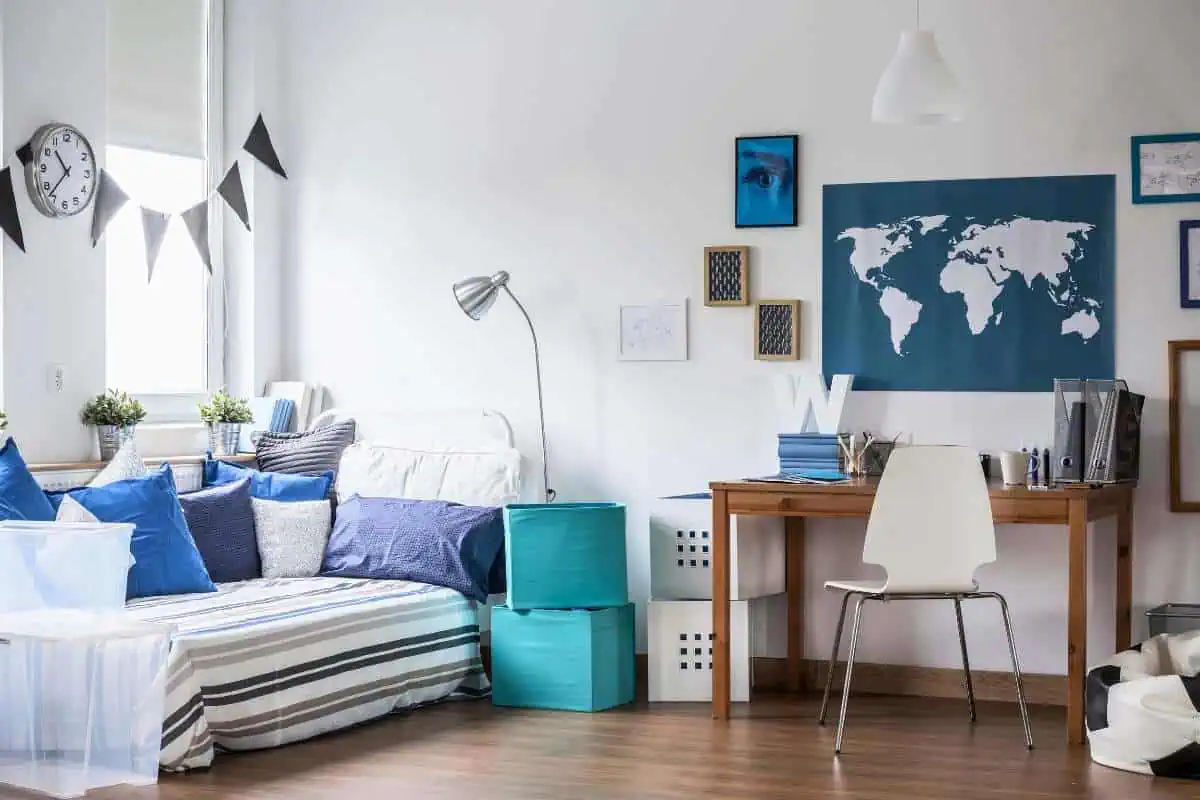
left=735, top=134, right=798, bottom=228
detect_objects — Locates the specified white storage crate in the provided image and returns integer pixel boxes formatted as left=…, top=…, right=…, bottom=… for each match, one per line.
left=647, top=600, right=752, bottom=703
left=0, top=611, right=171, bottom=799
left=650, top=494, right=784, bottom=601
left=0, top=522, right=135, bottom=613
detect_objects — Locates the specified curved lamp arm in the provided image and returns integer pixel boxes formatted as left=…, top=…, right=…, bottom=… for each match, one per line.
left=502, top=286, right=555, bottom=503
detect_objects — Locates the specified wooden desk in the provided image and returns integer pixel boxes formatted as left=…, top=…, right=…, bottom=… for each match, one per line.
left=708, top=478, right=1135, bottom=745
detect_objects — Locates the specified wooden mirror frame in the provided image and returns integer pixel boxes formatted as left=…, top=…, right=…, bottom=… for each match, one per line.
left=1168, top=339, right=1200, bottom=511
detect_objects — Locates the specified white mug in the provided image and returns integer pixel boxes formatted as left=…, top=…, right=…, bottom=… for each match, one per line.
left=999, top=450, right=1028, bottom=486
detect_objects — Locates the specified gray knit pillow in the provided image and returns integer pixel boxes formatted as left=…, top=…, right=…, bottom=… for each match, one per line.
left=254, top=420, right=356, bottom=475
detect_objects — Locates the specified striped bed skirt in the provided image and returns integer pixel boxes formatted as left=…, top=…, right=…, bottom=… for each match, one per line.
left=124, top=576, right=488, bottom=771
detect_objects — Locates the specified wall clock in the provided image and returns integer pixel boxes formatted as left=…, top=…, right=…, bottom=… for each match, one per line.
left=24, top=123, right=97, bottom=218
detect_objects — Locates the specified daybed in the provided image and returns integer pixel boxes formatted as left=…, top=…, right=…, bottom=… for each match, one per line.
left=107, top=407, right=522, bottom=771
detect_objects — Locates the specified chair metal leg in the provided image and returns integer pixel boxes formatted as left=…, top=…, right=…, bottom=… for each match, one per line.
left=953, top=596, right=977, bottom=722
left=834, top=595, right=869, bottom=754
left=990, top=592, right=1034, bottom=750
left=818, top=592, right=853, bottom=725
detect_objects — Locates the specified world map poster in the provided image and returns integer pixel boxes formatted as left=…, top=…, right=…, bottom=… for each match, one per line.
left=822, top=174, right=1115, bottom=391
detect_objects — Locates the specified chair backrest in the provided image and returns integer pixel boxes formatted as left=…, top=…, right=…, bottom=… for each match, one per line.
left=862, top=445, right=996, bottom=593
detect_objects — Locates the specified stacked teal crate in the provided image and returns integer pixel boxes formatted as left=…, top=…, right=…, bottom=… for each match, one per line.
left=491, top=503, right=635, bottom=712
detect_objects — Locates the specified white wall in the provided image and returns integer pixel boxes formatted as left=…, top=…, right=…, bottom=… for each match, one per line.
left=273, top=0, right=1200, bottom=674
left=2, top=0, right=107, bottom=462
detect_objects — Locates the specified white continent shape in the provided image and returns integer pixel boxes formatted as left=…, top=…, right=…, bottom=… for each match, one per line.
left=1061, top=309, right=1100, bottom=340
left=838, top=215, right=949, bottom=287
left=878, top=287, right=922, bottom=355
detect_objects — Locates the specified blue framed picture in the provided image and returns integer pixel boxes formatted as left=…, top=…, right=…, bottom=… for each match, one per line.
left=735, top=135, right=798, bottom=228
left=1182, top=220, right=1200, bottom=308
left=1132, top=133, right=1200, bottom=204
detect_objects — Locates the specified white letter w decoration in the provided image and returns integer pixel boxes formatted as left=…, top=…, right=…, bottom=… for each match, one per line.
left=775, top=371, right=854, bottom=434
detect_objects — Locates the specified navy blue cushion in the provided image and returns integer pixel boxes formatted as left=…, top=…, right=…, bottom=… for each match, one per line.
left=69, top=465, right=216, bottom=599
left=203, top=458, right=333, bottom=502
left=0, top=439, right=54, bottom=521
left=321, top=496, right=504, bottom=602
left=178, top=477, right=260, bottom=583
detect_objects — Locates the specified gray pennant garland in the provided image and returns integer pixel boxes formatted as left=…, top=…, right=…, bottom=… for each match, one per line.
left=180, top=198, right=212, bottom=274
left=217, top=162, right=251, bottom=231
left=91, top=170, right=130, bottom=247
left=243, top=114, right=288, bottom=179
left=141, top=207, right=171, bottom=282
left=0, top=167, right=25, bottom=252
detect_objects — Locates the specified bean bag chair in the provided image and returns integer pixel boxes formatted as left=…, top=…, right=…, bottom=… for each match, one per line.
left=1087, top=631, right=1200, bottom=779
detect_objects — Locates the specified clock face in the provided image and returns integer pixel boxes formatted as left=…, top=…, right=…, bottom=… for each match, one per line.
left=27, top=124, right=97, bottom=218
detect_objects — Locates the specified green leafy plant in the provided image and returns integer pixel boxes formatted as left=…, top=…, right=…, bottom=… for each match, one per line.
left=199, top=391, right=253, bottom=425
left=81, top=389, right=145, bottom=427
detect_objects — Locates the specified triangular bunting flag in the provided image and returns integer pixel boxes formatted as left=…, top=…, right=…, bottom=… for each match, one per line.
left=0, top=167, right=26, bottom=252
left=141, top=207, right=171, bottom=282
left=243, top=114, right=287, bottom=179
left=217, top=162, right=251, bottom=231
left=15, top=142, right=33, bottom=168
left=181, top=198, right=212, bottom=274
left=91, top=170, right=130, bottom=247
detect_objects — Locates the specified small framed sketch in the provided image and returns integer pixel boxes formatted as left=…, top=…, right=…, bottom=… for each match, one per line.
left=703, top=246, right=749, bottom=306
left=736, top=135, right=798, bottom=228
left=619, top=300, right=688, bottom=361
left=1182, top=221, right=1200, bottom=308
left=753, top=299, right=800, bottom=361
left=1132, top=133, right=1200, bottom=204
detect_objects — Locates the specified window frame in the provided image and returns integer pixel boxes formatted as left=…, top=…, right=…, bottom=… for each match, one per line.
left=125, top=0, right=225, bottom=424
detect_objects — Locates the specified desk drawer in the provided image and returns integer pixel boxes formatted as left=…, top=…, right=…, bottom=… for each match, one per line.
left=724, top=491, right=873, bottom=517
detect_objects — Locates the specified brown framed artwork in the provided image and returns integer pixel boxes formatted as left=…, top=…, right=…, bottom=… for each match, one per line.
left=703, top=246, right=749, bottom=306
left=753, top=300, right=800, bottom=361
left=1169, top=339, right=1200, bottom=511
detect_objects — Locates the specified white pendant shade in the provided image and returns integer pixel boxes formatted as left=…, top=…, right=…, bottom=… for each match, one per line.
left=871, top=30, right=965, bottom=125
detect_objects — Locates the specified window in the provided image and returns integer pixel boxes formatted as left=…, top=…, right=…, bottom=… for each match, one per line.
left=104, top=146, right=208, bottom=394
left=105, top=0, right=219, bottom=415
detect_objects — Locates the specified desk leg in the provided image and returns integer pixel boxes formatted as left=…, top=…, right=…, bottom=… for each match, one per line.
left=785, top=517, right=806, bottom=693
left=1116, top=492, right=1133, bottom=653
left=1067, top=497, right=1088, bottom=745
left=712, top=489, right=731, bottom=720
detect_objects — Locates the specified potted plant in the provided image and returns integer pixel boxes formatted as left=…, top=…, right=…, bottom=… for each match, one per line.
left=199, top=391, right=253, bottom=457
left=81, top=389, right=146, bottom=460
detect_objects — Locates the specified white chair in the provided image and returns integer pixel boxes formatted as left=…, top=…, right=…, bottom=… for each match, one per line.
left=817, top=445, right=1034, bottom=753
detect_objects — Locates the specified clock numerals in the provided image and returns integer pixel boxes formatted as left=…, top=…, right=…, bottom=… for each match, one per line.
left=42, top=181, right=50, bottom=192
left=39, top=164, right=47, bottom=173
left=83, top=169, right=91, bottom=179
left=80, top=152, right=89, bottom=163
left=43, top=148, right=51, bottom=157
left=62, top=132, right=71, bottom=143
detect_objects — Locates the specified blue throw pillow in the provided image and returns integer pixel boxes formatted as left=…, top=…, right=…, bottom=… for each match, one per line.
left=70, top=464, right=216, bottom=599
left=203, top=458, right=333, bottom=502
left=0, top=438, right=55, bottom=521
left=321, top=496, right=505, bottom=602
left=178, top=477, right=260, bottom=583
left=0, top=497, right=27, bottom=521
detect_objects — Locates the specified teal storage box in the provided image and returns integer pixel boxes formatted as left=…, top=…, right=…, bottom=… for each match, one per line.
left=491, top=604, right=635, bottom=711
left=504, top=503, right=627, bottom=610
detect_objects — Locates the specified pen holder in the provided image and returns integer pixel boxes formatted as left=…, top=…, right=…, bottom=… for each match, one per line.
left=838, top=433, right=874, bottom=476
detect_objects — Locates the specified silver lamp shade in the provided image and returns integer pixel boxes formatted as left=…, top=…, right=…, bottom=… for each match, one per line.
left=453, top=270, right=511, bottom=320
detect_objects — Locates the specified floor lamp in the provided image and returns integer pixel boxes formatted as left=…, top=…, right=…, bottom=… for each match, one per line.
left=453, top=270, right=555, bottom=503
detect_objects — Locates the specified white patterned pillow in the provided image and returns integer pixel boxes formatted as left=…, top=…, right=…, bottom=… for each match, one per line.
left=56, top=494, right=99, bottom=522
left=250, top=498, right=331, bottom=578
left=91, top=440, right=148, bottom=487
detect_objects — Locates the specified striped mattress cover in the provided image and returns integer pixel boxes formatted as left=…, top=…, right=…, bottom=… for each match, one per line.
left=123, top=576, right=488, bottom=771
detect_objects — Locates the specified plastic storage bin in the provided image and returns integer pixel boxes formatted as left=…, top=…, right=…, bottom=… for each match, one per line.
left=491, top=604, right=635, bottom=711
left=0, top=611, right=172, bottom=798
left=647, top=599, right=753, bottom=702
left=504, top=503, right=627, bottom=610
left=650, top=494, right=784, bottom=601
left=1146, top=603, right=1200, bottom=636
left=0, top=522, right=135, bottom=613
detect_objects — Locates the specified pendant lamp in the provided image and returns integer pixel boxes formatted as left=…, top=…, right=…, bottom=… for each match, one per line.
left=871, top=1, right=965, bottom=124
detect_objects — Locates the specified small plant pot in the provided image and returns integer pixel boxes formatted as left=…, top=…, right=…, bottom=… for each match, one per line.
left=208, top=423, right=241, bottom=457
left=96, top=425, right=135, bottom=461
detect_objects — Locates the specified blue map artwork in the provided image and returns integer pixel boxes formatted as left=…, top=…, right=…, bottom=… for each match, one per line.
left=822, top=175, right=1115, bottom=391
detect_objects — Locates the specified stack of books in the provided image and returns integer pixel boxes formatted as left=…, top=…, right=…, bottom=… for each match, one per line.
left=778, top=433, right=841, bottom=474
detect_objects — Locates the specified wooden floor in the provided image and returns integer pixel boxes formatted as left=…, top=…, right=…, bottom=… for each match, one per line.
left=43, top=695, right=1200, bottom=800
